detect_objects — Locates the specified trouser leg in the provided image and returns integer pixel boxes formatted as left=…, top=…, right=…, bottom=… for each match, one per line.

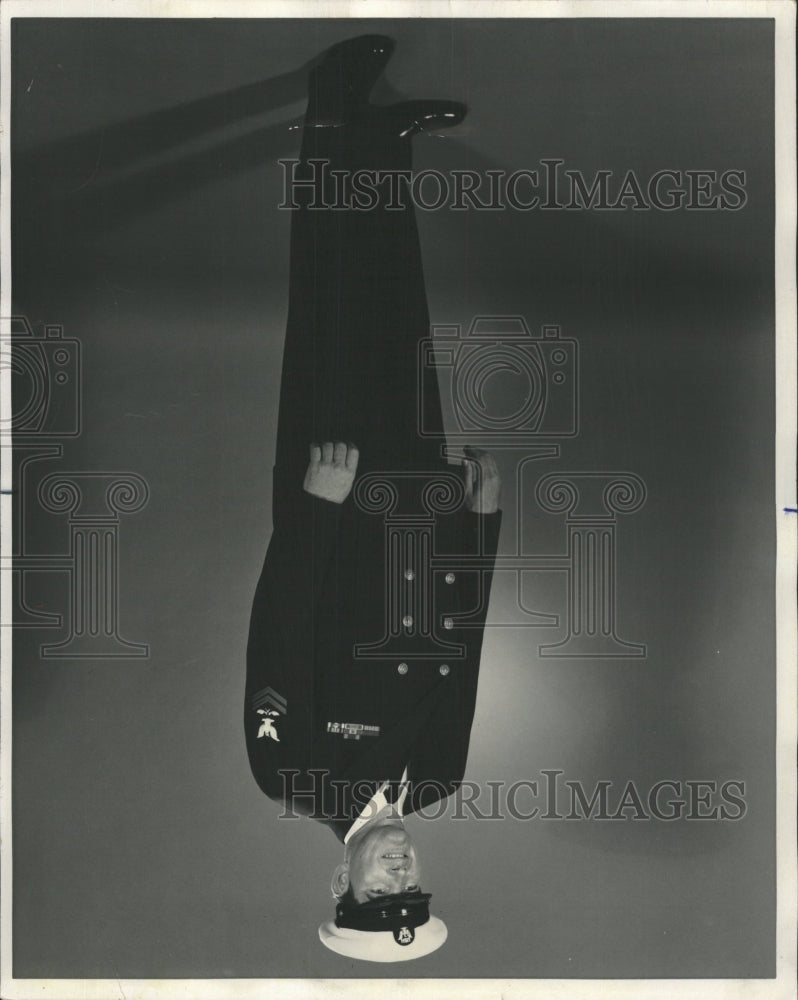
left=273, top=112, right=446, bottom=499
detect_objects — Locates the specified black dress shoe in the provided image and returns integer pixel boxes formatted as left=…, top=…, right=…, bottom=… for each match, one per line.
left=380, top=100, right=468, bottom=137
left=307, top=34, right=395, bottom=126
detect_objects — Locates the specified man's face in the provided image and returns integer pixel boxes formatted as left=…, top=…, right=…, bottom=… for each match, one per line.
left=344, top=818, right=422, bottom=903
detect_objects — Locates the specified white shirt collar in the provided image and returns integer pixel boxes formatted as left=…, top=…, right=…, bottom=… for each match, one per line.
left=344, top=766, right=409, bottom=845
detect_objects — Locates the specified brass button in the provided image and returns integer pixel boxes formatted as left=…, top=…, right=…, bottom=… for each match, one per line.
left=404, top=569, right=415, bottom=581
left=402, top=615, right=414, bottom=628
left=397, top=662, right=409, bottom=675
left=443, top=617, right=454, bottom=630
left=445, top=572, right=456, bottom=584
left=439, top=664, right=450, bottom=676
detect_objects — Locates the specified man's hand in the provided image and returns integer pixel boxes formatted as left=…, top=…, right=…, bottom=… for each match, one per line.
left=303, top=441, right=360, bottom=504
left=462, top=446, right=501, bottom=514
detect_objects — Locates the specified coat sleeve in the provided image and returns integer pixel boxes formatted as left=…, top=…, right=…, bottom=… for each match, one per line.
left=244, top=469, right=344, bottom=800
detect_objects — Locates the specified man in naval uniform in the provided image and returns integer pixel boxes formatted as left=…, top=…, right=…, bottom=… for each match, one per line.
left=244, top=35, right=502, bottom=963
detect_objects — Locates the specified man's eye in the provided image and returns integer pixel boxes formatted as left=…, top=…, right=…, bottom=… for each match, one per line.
left=372, top=888, right=386, bottom=895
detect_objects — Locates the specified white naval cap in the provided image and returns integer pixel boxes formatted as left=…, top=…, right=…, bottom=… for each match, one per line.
left=319, top=914, right=447, bottom=962
left=319, top=892, right=447, bottom=962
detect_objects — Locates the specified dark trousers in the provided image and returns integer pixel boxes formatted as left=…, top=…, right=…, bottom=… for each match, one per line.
left=273, top=112, right=446, bottom=501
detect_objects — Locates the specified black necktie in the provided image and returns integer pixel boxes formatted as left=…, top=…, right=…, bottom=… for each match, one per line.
left=385, top=774, right=410, bottom=808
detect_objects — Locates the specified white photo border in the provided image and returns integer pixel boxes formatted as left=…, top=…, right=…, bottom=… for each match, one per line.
left=1, top=2, right=795, bottom=998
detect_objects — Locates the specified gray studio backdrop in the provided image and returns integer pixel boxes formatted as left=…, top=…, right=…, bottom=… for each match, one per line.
left=11, top=17, right=774, bottom=979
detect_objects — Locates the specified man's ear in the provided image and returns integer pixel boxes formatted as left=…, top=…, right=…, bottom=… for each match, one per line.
left=331, top=863, right=349, bottom=899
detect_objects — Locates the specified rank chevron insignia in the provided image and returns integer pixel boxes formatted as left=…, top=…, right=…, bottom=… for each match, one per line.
left=251, top=686, right=287, bottom=716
